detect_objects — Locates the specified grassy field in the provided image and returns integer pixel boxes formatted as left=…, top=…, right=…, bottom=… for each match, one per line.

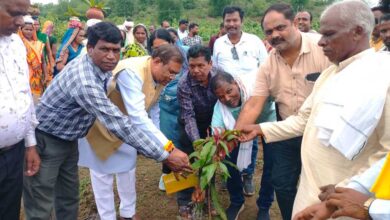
left=77, top=149, right=282, bottom=220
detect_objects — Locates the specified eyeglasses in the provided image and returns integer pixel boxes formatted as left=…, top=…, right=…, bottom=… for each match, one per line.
left=231, top=47, right=239, bottom=60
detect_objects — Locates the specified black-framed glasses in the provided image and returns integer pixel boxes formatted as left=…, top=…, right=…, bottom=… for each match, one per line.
left=231, top=46, right=239, bottom=60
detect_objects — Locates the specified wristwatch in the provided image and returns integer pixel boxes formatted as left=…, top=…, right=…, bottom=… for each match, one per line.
left=363, top=197, right=375, bottom=220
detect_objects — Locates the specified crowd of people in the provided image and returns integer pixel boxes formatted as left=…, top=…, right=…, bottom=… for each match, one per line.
left=1, top=0, right=390, bottom=220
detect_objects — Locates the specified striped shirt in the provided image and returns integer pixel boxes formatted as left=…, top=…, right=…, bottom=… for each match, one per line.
left=36, top=54, right=168, bottom=161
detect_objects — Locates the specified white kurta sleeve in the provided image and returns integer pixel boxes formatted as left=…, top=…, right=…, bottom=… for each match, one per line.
left=116, top=69, right=168, bottom=146
left=260, top=92, right=313, bottom=143
left=369, top=199, right=390, bottom=220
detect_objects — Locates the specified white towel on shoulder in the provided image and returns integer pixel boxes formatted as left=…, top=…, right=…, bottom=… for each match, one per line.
left=315, top=51, right=390, bottom=160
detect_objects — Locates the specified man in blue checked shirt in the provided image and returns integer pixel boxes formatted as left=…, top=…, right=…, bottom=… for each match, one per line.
left=23, top=22, right=192, bottom=220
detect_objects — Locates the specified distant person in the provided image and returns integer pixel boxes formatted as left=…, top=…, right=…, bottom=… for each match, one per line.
left=18, top=16, right=50, bottom=102
left=371, top=6, right=385, bottom=51
left=0, top=0, right=41, bottom=219
left=149, top=24, right=156, bottom=35
left=177, top=19, right=189, bottom=40
left=123, top=18, right=134, bottom=46
left=182, top=23, right=202, bottom=47
left=208, top=22, right=226, bottom=54
left=161, top=20, right=170, bottom=29
left=380, top=13, right=390, bottom=51
left=124, top=24, right=148, bottom=58
left=41, top=20, right=57, bottom=61
left=55, top=22, right=85, bottom=74
left=294, top=10, right=317, bottom=33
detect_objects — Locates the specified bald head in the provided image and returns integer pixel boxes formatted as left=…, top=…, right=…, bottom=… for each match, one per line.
left=318, top=0, right=372, bottom=64
left=321, top=0, right=374, bottom=38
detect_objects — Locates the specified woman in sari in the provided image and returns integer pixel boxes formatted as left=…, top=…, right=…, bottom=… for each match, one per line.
left=42, top=20, right=57, bottom=62
left=123, top=24, right=148, bottom=58
left=55, top=23, right=85, bottom=74
left=18, top=16, right=49, bottom=103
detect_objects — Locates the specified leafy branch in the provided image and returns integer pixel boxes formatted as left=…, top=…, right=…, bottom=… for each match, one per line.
left=190, top=129, right=240, bottom=220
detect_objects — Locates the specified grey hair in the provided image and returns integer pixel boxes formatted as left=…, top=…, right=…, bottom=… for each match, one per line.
left=320, top=0, right=375, bottom=38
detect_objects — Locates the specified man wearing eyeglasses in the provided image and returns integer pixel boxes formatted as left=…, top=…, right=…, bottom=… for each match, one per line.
left=212, top=6, right=276, bottom=220
left=235, top=3, right=331, bottom=220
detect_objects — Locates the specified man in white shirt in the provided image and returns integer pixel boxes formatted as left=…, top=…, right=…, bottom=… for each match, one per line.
left=212, top=6, right=274, bottom=220
left=0, top=0, right=41, bottom=218
left=177, top=19, right=188, bottom=40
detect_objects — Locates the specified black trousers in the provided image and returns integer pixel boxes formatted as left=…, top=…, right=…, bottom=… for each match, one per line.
left=0, top=141, right=25, bottom=220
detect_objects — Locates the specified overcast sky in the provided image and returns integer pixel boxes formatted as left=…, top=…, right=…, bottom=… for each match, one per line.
left=31, top=0, right=379, bottom=6
left=31, top=0, right=58, bottom=4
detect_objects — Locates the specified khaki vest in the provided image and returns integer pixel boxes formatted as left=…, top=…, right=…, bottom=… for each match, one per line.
left=86, top=56, right=164, bottom=160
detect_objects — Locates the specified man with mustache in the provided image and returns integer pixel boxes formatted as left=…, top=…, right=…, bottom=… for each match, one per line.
left=213, top=6, right=275, bottom=220
left=235, top=3, right=330, bottom=220
left=23, top=22, right=192, bottom=220
left=240, top=0, right=390, bottom=219
left=379, top=13, right=390, bottom=51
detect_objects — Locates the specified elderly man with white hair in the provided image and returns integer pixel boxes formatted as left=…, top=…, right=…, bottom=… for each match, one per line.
left=240, top=0, right=390, bottom=218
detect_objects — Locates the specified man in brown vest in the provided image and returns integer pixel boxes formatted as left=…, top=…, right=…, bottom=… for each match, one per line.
left=81, top=44, right=185, bottom=220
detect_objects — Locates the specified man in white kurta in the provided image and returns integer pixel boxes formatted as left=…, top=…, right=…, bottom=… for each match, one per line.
left=240, top=1, right=390, bottom=218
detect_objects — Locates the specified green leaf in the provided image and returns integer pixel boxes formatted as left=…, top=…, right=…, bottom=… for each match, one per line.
left=222, top=160, right=238, bottom=170
left=189, top=151, right=200, bottom=160
left=200, top=141, right=213, bottom=161
left=193, top=138, right=206, bottom=148
left=218, top=162, right=230, bottom=179
left=210, top=182, right=227, bottom=220
left=219, top=141, right=230, bottom=157
left=226, top=134, right=238, bottom=142
left=205, top=144, right=217, bottom=164
left=200, top=163, right=217, bottom=190
left=191, top=159, right=203, bottom=170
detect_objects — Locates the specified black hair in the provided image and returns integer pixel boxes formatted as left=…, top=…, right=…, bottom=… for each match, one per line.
left=167, top=28, right=179, bottom=38
left=372, top=6, right=385, bottom=12
left=261, top=3, right=295, bottom=29
left=189, top=23, right=199, bottom=31
left=132, top=24, right=148, bottom=36
left=148, top=28, right=174, bottom=53
left=161, top=20, right=169, bottom=27
left=151, top=44, right=183, bottom=65
left=179, top=19, right=188, bottom=25
left=87, top=22, right=122, bottom=47
left=187, top=45, right=211, bottom=62
left=210, top=71, right=235, bottom=93
left=380, top=13, right=390, bottom=23
left=222, top=6, right=244, bottom=20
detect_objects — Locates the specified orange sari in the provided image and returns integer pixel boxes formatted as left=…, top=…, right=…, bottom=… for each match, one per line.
left=18, top=29, right=51, bottom=97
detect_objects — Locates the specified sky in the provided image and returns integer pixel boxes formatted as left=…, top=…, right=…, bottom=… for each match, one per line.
left=31, top=0, right=380, bottom=6
left=31, top=0, right=58, bottom=4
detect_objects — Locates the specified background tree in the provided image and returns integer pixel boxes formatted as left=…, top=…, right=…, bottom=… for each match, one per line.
left=209, top=0, right=232, bottom=17
left=157, top=0, right=183, bottom=24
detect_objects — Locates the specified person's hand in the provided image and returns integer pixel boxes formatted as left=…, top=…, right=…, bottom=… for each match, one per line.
left=25, top=146, right=41, bottom=176
left=326, top=187, right=370, bottom=219
left=238, top=124, right=262, bottom=142
left=318, top=184, right=336, bottom=201
left=163, top=148, right=193, bottom=173
left=293, top=202, right=335, bottom=220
